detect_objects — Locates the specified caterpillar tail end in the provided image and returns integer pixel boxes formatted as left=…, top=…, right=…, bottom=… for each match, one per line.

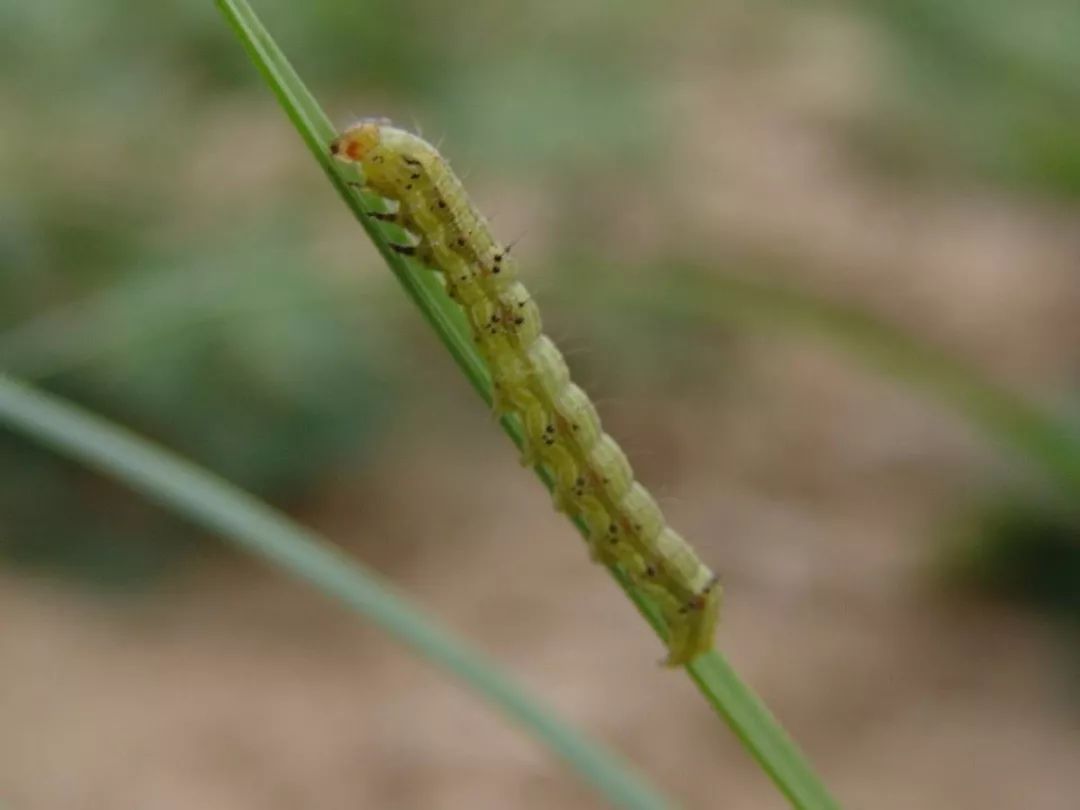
left=660, top=581, right=722, bottom=668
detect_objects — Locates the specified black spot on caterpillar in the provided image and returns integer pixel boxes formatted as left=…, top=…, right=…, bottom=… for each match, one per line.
left=331, top=119, right=720, bottom=666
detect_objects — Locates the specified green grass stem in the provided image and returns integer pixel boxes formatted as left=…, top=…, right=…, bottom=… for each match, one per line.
left=212, top=1, right=842, bottom=808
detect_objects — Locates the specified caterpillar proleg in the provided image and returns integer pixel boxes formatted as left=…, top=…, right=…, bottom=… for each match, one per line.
left=331, top=120, right=720, bottom=666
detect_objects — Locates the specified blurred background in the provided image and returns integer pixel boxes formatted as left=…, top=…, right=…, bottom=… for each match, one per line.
left=1, top=0, right=1079, bottom=807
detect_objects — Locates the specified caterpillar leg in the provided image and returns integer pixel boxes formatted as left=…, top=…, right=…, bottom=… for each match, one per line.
left=661, top=576, right=721, bottom=667
left=537, top=447, right=579, bottom=513
left=489, top=381, right=514, bottom=419
left=514, top=397, right=549, bottom=467
left=555, top=472, right=589, bottom=516
left=626, top=566, right=686, bottom=628
left=364, top=208, right=397, bottom=223
left=576, top=499, right=620, bottom=564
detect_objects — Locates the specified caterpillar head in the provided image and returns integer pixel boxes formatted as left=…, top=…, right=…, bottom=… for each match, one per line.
left=330, top=119, right=385, bottom=163
left=331, top=118, right=424, bottom=200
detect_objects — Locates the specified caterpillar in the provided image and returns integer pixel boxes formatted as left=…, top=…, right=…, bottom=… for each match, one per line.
left=331, top=120, right=720, bottom=666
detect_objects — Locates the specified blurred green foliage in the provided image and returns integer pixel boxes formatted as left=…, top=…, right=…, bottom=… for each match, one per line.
left=855, top=0, right=1080, bottom=627
left=0, top=0, right=408, bottom=586
left=856, top=0, right=1080, bottom=196
left=0, top=0, right=662, bottom=587
left=956, top=498, right=1080, bottom=624
left=946, top=496, right=1080, bottom=674
left=3, top=0, right=1079, bottom=618
left=0, top=228, right=394, bottom=587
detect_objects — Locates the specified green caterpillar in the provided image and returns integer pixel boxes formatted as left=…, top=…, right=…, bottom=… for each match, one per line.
left=331, top=120, right=720, bottom=665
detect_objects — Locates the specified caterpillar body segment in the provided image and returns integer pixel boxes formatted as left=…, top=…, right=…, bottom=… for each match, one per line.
left=331, top=120, right=720, bottom=666
left=526, top=336, right=571, bottom=398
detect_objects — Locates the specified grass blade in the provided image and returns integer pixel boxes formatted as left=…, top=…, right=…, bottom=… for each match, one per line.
left=699, top=273, right=1080, bottom=504
left=0, top=372, right=674, bottom=810
left=213, top=1, right=842, bottom=807
left=578, top=268, right=1080, bottom=512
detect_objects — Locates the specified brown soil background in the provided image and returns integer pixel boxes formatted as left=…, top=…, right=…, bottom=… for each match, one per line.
left=2, top=4, right=1079, bottom=809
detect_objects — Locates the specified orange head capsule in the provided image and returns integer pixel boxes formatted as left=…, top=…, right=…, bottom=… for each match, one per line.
left=329, top=119, right=384, bottom=164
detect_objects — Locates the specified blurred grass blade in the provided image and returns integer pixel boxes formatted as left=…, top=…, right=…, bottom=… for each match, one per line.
left=0, top=262, right=258, bottom=379
left=576, top=265, right=1080, bottom=512
left=685, top=273, right=1080, bottom=505
left=0, top=372, right=674, bottom=810
left=214, top=1, right=842, bottom=808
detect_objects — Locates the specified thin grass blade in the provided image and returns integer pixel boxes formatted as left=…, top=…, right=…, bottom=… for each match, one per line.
left=0, top=372, right=675, bottom=810
left=213, top=1, right=843, bottom=807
